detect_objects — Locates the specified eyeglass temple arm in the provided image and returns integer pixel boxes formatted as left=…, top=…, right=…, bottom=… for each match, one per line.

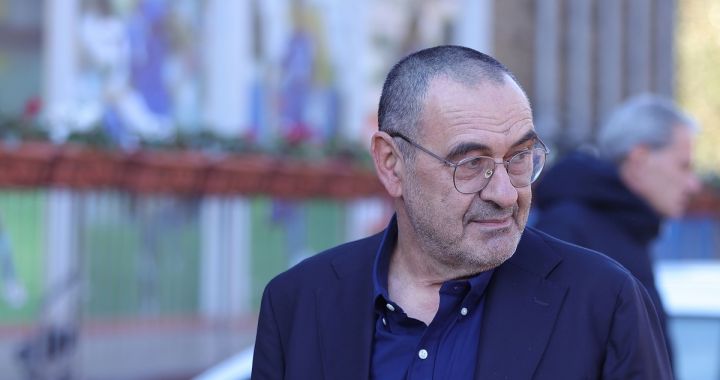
left=388, top=132, right=458, bottom=167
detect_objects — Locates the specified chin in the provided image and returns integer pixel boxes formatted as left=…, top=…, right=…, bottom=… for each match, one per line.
left=465, top=233, right=520, bottom=270
left=467, top=247, right=515, bottom=272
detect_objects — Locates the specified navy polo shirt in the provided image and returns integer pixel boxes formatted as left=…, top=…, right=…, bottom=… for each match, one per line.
left=371, top=217, right=494, bottom=380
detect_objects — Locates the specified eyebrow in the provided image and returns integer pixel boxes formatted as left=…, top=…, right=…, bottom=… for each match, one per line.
left=445, top=130, right=538, bottom=161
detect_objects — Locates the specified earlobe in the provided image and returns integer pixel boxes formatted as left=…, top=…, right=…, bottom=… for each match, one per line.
left=371, top=132, right=404, bottom=197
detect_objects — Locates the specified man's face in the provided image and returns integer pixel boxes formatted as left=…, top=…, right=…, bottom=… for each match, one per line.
left=634, top=126, right=700, bottom=218
left=400, top=76, right=535, bottom=275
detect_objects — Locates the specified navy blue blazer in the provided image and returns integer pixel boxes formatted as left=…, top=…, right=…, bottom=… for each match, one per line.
left=252, top=226, right=672, bottom=379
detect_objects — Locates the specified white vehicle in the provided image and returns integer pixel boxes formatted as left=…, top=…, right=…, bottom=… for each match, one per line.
left=655, top=260, right=720, bottom=380
left=193, top=346, right=254, bottom=380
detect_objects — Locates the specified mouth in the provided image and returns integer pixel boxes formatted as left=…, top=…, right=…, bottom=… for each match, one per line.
left=469, top=217, right=513, bottom=229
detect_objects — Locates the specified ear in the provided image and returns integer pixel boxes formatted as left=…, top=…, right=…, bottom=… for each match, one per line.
left=619, top=145, right=652, bottom=198
left=624, top=145, right=651, bottom=170
left=620, top=145, right=652, bottom=189
left=371, top=131, right=405, bottom=198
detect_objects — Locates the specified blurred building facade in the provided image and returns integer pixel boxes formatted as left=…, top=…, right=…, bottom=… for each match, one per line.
left=0, top=0, right=717, bottom=379
left=496, top=0, right=676, bottom=152
left=3, top=0, right=683, bottom=151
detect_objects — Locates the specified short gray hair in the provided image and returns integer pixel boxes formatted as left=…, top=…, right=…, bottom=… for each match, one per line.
left=597, top=94, right=698, bottom=163
left=378, top=45, right=521, bottom=159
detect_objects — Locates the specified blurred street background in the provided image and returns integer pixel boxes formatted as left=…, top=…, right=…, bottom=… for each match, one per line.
left=0, top=0, right=718, bottom=379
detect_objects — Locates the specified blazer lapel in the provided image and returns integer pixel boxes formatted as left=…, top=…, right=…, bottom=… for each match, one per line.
left=475, top=229, right=569, bottom=379
left=316, top=248, right=377, bottom=380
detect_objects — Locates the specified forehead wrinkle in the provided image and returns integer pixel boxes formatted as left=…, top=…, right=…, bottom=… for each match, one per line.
left=441, top=100, right=530, bottom=117
left=442, top=109, right=497, bottom=120
left=446, top=116, right=534, bottom=136
left=440, top=108, right=532, bottom=135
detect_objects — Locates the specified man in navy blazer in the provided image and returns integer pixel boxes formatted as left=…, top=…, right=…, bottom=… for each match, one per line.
left=252, top=46, right=672, bottom=379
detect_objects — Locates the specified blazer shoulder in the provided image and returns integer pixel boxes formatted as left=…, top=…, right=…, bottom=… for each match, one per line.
left=526, top=227, right=634, bottom=284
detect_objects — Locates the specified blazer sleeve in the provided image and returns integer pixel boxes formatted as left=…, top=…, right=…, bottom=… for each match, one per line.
left=251, top=284, right=285, bottom=380
left=601, top=275, right=673, bottom=380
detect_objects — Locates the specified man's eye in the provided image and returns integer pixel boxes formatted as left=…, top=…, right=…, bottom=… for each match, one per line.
left=466, top=158, right=482, bottom=169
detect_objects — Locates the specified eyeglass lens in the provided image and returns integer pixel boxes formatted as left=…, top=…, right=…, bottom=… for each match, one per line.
left=453, top=148, right=546, bottom=194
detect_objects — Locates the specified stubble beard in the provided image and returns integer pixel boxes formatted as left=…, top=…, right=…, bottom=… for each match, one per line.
left=404, top=181, right=524, bottom=277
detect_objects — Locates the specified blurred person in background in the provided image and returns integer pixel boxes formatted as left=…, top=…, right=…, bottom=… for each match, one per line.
left=534, top=94, right=702, bottom=370
left=252, top=46, right=672, bottom=379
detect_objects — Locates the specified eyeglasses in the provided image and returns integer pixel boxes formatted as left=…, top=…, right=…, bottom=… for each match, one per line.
left=390, top=132, right=549, bottom=194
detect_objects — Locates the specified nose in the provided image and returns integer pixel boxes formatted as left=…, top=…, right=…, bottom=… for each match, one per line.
left=479, top=164, right=518, bottom=208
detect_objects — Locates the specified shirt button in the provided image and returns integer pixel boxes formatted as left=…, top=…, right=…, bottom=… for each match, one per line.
left=418, top=349, right=428, bottom=360
left=382, top=317, right=387, bottom=326
left=460, top=307, right=468, bottom=316
left=386, top=303, right=395, bottom=312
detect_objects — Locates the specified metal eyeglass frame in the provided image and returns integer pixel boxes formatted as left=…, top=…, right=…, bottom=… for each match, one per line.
left=389, top=132, right=549, bottom=194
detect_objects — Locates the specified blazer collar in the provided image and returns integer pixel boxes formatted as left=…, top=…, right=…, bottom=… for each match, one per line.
left=313, top=222, right=569, bottom=380
left=316, top=231, right=383, bottom=380
left=475, top=227, right=569, bottom=379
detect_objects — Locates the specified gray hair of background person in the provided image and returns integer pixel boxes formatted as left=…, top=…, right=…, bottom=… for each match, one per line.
left=377, top=45, right=521, bottom=161
left=596, top=94, right=698, bottom=163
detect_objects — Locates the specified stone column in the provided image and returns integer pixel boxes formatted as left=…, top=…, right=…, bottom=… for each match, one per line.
left=318, top=0, right=371, bottom=144
left=533, top=0, right=561, bottom=144
left=43, top=0, right=79, bottom=140
left=596, top=0, right=623, bottom=125
left=654, top=0, right=676, bottom=97
left=564, top=0, right=593, bottom=145
left=455, top=0, right=494, bottom=54
left=202, top=0, right=253, bottom=137
left=626, top=0, right=652, bottom=95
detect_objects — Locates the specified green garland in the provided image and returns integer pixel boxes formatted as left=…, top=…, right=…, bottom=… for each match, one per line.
left=0, top=115, right=374, bottom=168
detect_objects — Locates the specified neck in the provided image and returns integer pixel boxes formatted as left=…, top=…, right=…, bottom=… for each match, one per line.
left=386, top=218, right=456, bottom=325
left=387, top=249, right=441, bottom=325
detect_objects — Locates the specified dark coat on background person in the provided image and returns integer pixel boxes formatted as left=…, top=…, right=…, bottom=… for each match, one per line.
left=533, top=150, right=673, bottom=361
left=251, top=219, right=672, bottom=379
